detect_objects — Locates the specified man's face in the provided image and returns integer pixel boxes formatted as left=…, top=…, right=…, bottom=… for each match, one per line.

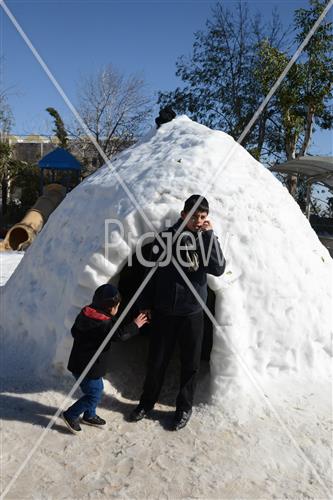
left=181, top=210, right=208, bottom=232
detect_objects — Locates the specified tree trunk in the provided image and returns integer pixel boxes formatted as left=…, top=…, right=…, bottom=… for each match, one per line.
left=287, top=175, right=298, bottom=197
left=299, top=109, right=314, bottom=157
left=1, top=177, right=8, bottom=215
left=285, top=128, right=297, bottom=197
left=256, top=114, right=267, bottom=159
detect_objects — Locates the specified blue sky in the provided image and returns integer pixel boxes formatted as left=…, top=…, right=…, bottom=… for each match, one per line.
left=1, top=0, right=332, bottom=155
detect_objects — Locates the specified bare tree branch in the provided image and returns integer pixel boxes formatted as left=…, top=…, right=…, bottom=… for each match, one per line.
left=71, top=65, right=152, bottom=172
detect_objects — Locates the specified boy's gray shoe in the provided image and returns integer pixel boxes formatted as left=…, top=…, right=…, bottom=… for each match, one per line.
left=82, top=415, right=106, bottom=427
left=61, top=411, right=82, bottom=434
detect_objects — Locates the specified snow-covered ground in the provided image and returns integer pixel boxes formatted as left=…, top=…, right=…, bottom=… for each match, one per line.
left=1, top=117, right=332, bottom=498
left=1, top=381, right=331, bottom=499
left=1, top=333, right=332, bottom=499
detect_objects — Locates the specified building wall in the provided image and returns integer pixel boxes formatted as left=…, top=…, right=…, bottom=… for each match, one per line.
left=13, top=142, right=56, bottom=164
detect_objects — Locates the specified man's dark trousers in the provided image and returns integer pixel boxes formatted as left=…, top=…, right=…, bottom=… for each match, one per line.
left=140, top=310, right=204, bottom=412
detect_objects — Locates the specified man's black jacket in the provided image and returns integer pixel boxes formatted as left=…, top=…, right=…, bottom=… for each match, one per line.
left=139, top=218, right=226, bottom=316
left=67, top=306, right=138, bottom=378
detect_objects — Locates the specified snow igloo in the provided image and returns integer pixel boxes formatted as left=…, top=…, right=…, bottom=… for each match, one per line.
left=1, top=116, right=332, bottom=404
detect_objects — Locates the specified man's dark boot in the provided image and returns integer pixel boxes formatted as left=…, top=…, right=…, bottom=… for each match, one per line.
left=172, top=409, right=192, bottom=431
left=129, top=404, right=152, bottom=422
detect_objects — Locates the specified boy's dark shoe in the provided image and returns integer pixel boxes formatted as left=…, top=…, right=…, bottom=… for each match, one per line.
left=172, top=409, right=192, bottom=431
left=61, top=411, right=82, bottom=434
left=129, top=404, right=152, bottom=422
left=82, top=415, right=106, bottom=427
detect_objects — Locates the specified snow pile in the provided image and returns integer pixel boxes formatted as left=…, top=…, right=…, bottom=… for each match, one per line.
left=0, top=251, right=24, bottom=286
left=1, top=116, right=332, bottom=403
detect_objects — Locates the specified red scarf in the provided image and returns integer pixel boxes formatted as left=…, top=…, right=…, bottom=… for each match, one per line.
left=82, top=305, right=111, bottom=321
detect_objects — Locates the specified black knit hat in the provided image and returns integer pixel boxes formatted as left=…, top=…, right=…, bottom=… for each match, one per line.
left=155, top=106, right=176, bottom=128
left=92, top=284, right=120, bottom=308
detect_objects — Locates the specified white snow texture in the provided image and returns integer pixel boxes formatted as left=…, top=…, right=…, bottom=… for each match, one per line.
left=1, top=116, right=332, bottom=401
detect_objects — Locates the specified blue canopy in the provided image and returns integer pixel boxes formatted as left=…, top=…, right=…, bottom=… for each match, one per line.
left=39, top=147, right=82, bottom=171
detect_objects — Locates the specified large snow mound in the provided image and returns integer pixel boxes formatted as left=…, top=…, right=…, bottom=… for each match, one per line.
left=0, top=251, right=24, bottom=286
left=1, top=116, right=332, bottom=400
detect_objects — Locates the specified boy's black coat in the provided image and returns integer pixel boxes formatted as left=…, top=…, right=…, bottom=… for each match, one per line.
left=139, top=218, right=226, bottom=316
left=67, top=306, right=138, bottom=378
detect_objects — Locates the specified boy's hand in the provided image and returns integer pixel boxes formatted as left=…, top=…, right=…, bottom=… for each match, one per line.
left=140, top=309, right=152, bottom=321
left=134, top=313, right=150, bottom=328
left=201, top=220, right=213, bottom=231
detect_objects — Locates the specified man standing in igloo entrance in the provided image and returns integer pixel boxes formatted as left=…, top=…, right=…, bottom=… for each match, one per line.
left=131, top=195, right=226, bottom=430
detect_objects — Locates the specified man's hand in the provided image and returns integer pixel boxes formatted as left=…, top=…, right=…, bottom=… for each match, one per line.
left=134, top=313, right=150, bottom=328
left=201, top=220, right=213, bottom=231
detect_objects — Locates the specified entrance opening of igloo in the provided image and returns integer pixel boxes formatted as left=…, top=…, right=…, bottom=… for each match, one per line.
left=105, top=243, right=216, bottom=405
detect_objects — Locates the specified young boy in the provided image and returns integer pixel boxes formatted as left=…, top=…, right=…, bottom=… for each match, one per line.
left=61, top=283, right=148, bottom=434
left=131, top=195, right=226, bottom=430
